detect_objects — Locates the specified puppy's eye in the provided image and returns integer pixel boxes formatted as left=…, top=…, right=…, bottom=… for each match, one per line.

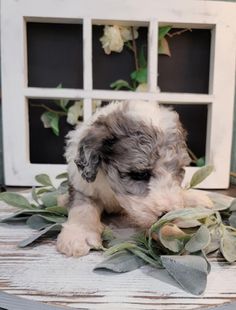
left=129, top=170, right=151, bottom=181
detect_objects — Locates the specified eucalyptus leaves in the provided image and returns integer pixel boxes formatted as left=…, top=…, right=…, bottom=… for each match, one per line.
left=1, top=166, right=236, bottom=295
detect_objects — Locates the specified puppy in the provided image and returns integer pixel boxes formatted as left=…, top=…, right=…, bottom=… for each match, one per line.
left=56, top=100, right=212, bottom=257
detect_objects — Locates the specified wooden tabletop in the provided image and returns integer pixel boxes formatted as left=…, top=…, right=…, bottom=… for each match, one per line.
left=0, top=190, right=236, bottom=310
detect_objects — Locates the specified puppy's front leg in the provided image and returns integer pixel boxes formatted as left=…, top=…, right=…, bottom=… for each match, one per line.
left=56, top=202, right=104, bottom=257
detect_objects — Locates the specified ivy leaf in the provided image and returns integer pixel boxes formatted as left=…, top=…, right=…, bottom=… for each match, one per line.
left=18, top=223, right=62, bottom=248
left=161, top=255, right=208, bottom=295
left=35, top=174, right=53, bottom=187
left=94, top=251, right=146, bottom=273
left=130, top=68, right=147, bottom=84
left=196, top=157, right=205, bottom=167
left=110, top=79, right=133, bottom=90
left=66, top=101, right=83, bottom=126
left=185, top=225, right=211, bottom=253
left=0, top=192, right=32, bottom=209
left=59, top=98, right=70, bottom=111
left=189, top=165, right=214, bottom=188
left=158, top=37, right=171, bottom=56
left=158, top=26, right=172, bottom=39
left=220, top=226, right=236, bottom=263
left=41, top=112, right=60, bottom=136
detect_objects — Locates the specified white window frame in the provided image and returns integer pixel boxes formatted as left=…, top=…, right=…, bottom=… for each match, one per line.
left=1, top=0, right=236, bottom=188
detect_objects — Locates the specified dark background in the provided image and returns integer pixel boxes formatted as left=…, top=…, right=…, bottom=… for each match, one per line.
left=27, top=22, right=210, bottom=164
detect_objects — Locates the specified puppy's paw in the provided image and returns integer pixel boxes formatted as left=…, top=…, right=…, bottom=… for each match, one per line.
left=56, top=224, right=102, bottom=257
left=183, top=189, right=213, bottom=209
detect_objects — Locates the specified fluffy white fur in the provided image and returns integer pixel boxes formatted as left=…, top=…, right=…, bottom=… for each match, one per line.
left=57, top=101, right=212, bottom=257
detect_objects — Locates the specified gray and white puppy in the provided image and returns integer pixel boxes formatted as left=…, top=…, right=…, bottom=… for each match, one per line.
left=56, top=100, right=212, bottom=257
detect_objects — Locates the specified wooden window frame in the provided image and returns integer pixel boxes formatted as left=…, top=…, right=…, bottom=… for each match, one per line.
left=1, top=0, right=236, bottom=188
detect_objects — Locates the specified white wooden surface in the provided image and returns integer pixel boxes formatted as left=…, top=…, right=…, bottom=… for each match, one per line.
left=1, top=0, right=236, bottom=187
left=1, top=195, right=236, bottom=310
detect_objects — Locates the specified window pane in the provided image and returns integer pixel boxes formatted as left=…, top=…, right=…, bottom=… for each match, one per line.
left=27, top=22, right=83, bottom=88
left=158, top=28, right=211, bottom=94
left=28, top=99, right=84, bottom=164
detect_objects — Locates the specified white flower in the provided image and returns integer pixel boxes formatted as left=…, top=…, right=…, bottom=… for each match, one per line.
left=135, top=83, right=161, bottom=92
left=120, top=26, right=138, bottom=42
left=92, top=100, right=102, bottom=113
left=100, top=25, right=124, bottom=55
left=100, top=25, right=139, bottom=54
left=66, top=101, right=83, bottom=125
left=135, top=83, right=149, bottom=92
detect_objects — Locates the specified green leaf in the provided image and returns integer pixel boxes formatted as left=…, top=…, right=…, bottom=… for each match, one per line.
left=204, top=225, right=221, bottom=254
left=94, top=251, right=146, bottom=273
left=56, top=172, right=68, bottom=180
left=138, top=45, right=147, bottom=68
left=58, top=98, right=70, bottom=111
left=150, top=207, right=214, bottom=235
left=229, top=199, right=236, bottom=212
left=0, top=210, right=33, bottom=223
left=26, top=214, right=66, bottom=230
left=196, top=157, right=205, bottom=167
left=161, top=255, right=208, bottom=295
left=40, top=112, right=60, bottom=136
left=110, top=79, right=133, bottom=90
left=35, top=174, right=53, bottom=187
left=158, top=37, right=171, bottom=56
left=18, top=223, right=62, bottom=248
left=159, top=224, right=188, bottom=253
left=229, top=212, right=236, bottom=228
left=31, top=187, right=39, bottom=204
left=45, top=206, right=68, bottom=216
left=189, top=165, right=214, bottom=188
left=130, top=68, right=147, bottom=84
left=220, top=226, right=236, bottom=263
left=105, top=242, right=137, bottom=256
left=0, top=192, right=32, bottom=209
left=26, top=215, right=52, bottom=230
left=41, top=191, right=58, bottom=208
left=185, top=225, right=211, bottom=253
left=129, top=248, right=162, bottom=268
left=36, top=188, right=53, bottom=195
left=158, top=26, right=172, bottom=39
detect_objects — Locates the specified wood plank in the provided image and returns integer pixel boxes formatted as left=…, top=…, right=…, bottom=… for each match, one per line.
left=0, top=192, right=236, bottom=310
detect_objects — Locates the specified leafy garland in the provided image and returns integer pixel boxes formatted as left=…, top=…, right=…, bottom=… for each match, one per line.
left=1, top=166, right=236, bottom=295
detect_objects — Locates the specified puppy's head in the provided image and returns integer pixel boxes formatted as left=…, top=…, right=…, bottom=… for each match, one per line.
left=74, top=105, right=191, bottom=226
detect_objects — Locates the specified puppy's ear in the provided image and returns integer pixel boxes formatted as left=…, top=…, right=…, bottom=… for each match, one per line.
left=74, top=123, right=115, bottom=183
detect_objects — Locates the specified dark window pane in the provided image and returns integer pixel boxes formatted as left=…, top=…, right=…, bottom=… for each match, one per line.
left=93, top=26, right=148, bottom=90
left=164, top=104, right=208, bottom=162
left=158, top=28, right=211, bottom=93
left=28, top=99, right=83, bottom=164
left=27, top=22, right=83, bottom=88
